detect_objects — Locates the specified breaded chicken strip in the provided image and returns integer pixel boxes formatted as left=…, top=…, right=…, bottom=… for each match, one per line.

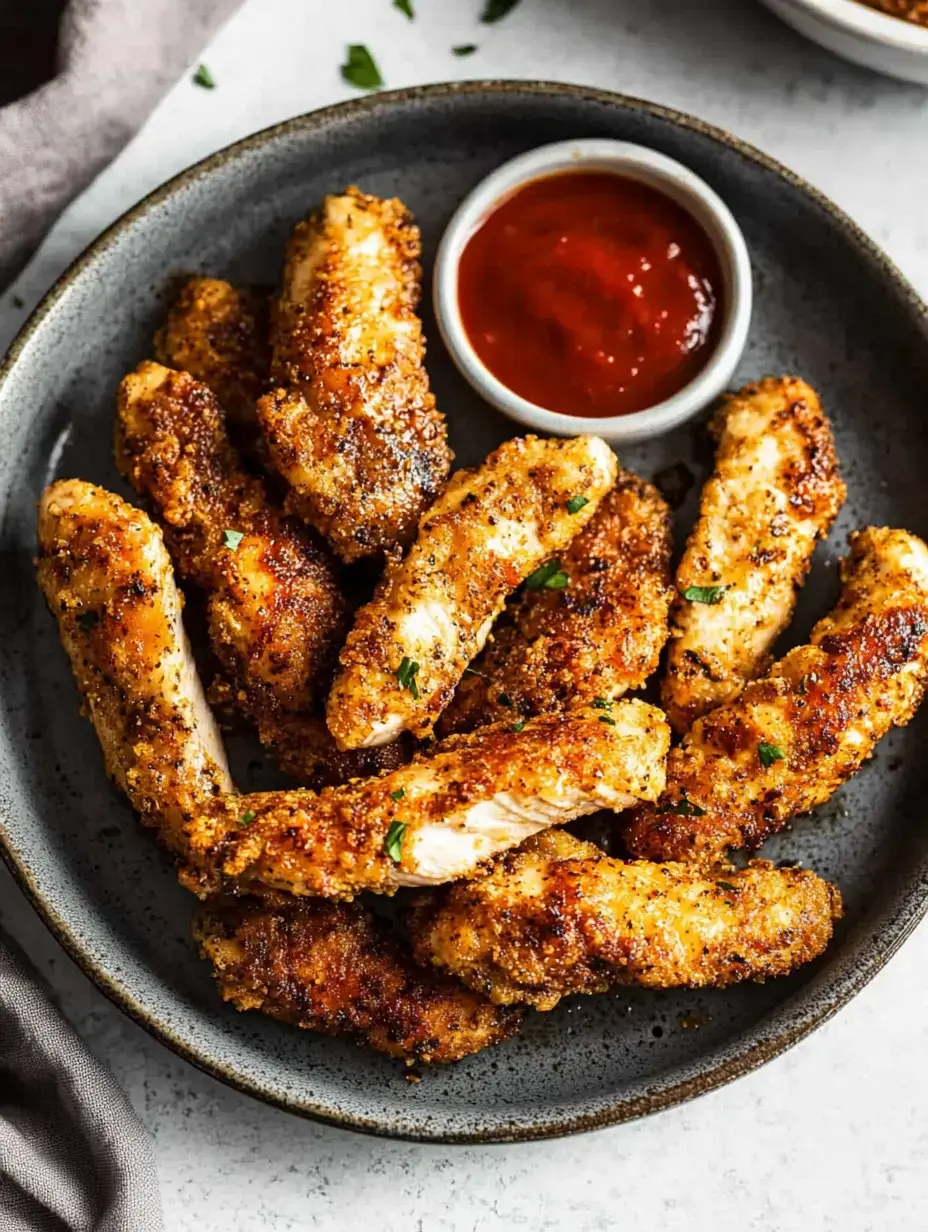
left=259, top=187, right=452, bottom=561
left=195, top=894, right=521, bottom=1063
left=409, top=829, right=842, bottom=1010
left=154, top=276, right=270, bottom=456
left=257, top=711, right=413, bottom=790
left=184, top=701, right=669, bottom=900
left=116, top=360, right=345, bottom=738
left=36, top=480, right=233, bottom=864
left=38, top=483, right=512, bottom=1061
left=662, top=377, right=844, bottom=733
left=439, top=470, right=673, bottom=735
left=626, top=526, right=928, bottom=864
left=327, top=434, right=618, bottom=750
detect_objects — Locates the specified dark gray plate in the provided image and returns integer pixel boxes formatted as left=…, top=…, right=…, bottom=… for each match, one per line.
left=2, top=81, right=927, bottom=1144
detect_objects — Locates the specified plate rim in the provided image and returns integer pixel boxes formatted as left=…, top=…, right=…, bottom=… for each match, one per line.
left=2, top=78, right=927, bottom=1144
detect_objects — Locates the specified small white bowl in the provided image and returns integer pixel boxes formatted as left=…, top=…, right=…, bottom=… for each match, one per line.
left=433, top=138, right=752, bottom=447
left=759, top=0, right=928, bottom=85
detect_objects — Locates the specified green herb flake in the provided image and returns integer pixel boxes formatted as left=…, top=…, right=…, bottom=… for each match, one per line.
left=598, top=715, right=616, bottom=727
left=510, top=720, right=526, bottom=733
left=394, top=0, right=414, bottom=16
left=385, top=819, right=408, bottom=862
left=566, top=494, right=590, bottom=515
left=193, top=64, right=216, bottom=89
left=497, top=692, right=513, bottom=708
left=77, top=610, right=100, bottom=632
left=341, top=44, right=384, bottom=91
left=463, top=665, right=487, bottom=679
left=390, top=787, right=405, bottom=802
left=395, top=656, right=420, bottom=699
left=452, top=43, right=478, bottom=56
left=525, top=559, right=570, bottom=591
left=682, top=584, right=727, bottom=605
left=12, top=295, right=24, bottom=309
left=222, top=529, right=244, bottom=551
left=481, top=0, right=522, bottom=22
left=716, top=880, right=740, bottom=894
left=237, top=809, right=257, bottom=829
left=663, top=790, right=707, bottom=818
left=758, top=741, right=786, bottom=769
left=592, top=697, right=613, bottom=712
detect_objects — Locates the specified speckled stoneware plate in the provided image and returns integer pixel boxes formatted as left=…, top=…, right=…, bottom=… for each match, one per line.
left=2, top=82, right=928, bottom=1144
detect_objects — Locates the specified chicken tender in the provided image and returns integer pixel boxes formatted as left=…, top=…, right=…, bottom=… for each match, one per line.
left=626, top=526, right=928, bottom=864
left=256, top=710, right=413, bottom=789
left=327, top=434, right=618, bottom=750
left=259, top=187, right=452, bottom=561
left=116, top=361, right=345, bottom=737
left=36, top=480, right=233, bottom=863
left=185, top=700, right=669, bottom=901
left=439, top=470, right=673, bottom=735
left=154, top=276, right=270, bottom=456
left=662, top=377, right=844, bottom=733
left=409, top=829, right=842, bottom=1010
left=195, top=894, right=521, bottom=1063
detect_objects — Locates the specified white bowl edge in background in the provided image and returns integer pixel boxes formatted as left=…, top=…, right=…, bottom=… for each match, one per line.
left=759, top=0, right=928, bottom=84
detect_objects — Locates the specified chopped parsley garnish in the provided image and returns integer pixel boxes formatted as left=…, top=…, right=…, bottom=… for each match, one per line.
left=481, top=0, right=521, bottom=21
left=510, top=720, right=526, bottom=733
left=390, top=787, right=405, bottom=802
left=237, top=809, right=257, bottom=829
left=525, top=559, right=569, bottom=590
left=497, top=692, right=513, bottom=708
left=682, top=584, right=727, bottom=605
left=758, top=742, right=786, bottom=769
left=385, top=820, right=408, bottom=862
left=222, top=529, right=244, bottom=551
left=394, top=0, right=414, bottom=16
left=463, top=665, right=487, bottom=679
left=341, top=44, right=384, bottom=90
left=566, top=495, right=589, bottom=515
left=193, top=64, right=216, bottom=89
left=592, top=697, right=613, bottom=712
left=12, top=295, right=24, bottom=309
left=395, top=656, right=420, bottom=699
left=77, top=610, right=100, bottom=631
left=716, top=880, right=739, bottom=893
left=452, top=43, right=478, bottom=56
left=598, top=715, right=616, bottom=727
left=663, top=790, right=707, bottom=818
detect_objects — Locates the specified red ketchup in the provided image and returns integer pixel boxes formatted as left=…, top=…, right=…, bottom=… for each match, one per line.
left=457, top=171, right=724, bottom=418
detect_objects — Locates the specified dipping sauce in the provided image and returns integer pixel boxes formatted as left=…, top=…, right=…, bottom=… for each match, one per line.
left=457, top=171, right=724, bottom=418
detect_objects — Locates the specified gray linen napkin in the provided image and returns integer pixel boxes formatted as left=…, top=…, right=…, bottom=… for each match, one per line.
left=1, top=1, right=241, bottom=1227
left=0, top=928, right=163, bottom=1231
left=0, top=0, right=240, bottom=290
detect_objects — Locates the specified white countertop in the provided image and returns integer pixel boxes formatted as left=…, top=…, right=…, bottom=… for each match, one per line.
left=2, top=1, right=928, bottom=1228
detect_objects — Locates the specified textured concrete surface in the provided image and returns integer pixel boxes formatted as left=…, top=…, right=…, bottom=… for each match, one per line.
left=2, top=0, right=927, bottom=1227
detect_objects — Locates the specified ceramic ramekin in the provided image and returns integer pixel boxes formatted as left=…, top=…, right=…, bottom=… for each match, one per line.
left=759, top=0, right=928, bottom=85
left=433, top=138, right=753, bottom=447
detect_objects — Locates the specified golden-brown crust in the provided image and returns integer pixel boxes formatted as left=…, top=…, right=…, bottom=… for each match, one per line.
left=115, top=361, right=346, bottom=731
left=408, top=829, right=842, bottom=1009
left=858, top=0, right=927, bottom=23
left=626, top=526, right=928, bottom=863
left=194, top=894, right=521, bottom=1063
left=255, top=710, right=414, bottom=789
left=261, top=187, right=452, bottom=561
left=154, top=276, right=270, bottom=457
left=36, top=480, right=233, bottom=865
left=662, top=377, right=845, bottom=733
left=326, top=434, right=618, bottom=750
left=439, top=470, right=673, bottom=735
left=183, top=702, right=668, bottom=900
